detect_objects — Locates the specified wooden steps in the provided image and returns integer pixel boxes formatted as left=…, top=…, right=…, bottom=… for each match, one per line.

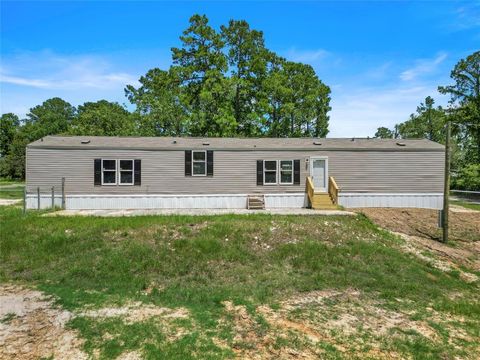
left=247, top=195, right=265, bottom=210
left=310, top=192, right=336, bottom=210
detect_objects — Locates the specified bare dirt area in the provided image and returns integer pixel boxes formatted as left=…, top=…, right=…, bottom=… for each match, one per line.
left=0, top=284, right=87, bottom=360
left=0, top=285, right=192, bottom=359
left=216, top=288, right=479, bottom=359
left=356, top=207, right=480, bottom=272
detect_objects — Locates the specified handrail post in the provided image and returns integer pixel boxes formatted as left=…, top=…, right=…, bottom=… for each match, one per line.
left=37, top=187, right=40, bottom=210
left=51, top=186, right=55, bottom=209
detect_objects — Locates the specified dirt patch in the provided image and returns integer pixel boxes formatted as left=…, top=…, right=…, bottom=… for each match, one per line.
left=357, top=208, right=480, bottom=272
left=219, top=300, right=323, bottom=359
left=105, top=222, right=210, bottom=245
left=0, top=199, right=21, bottom=206
left=80, top=302, right=189, bottom=324
left=357, top=207, right=480, bottom=242
left=0, top=284, right=87, bottom=360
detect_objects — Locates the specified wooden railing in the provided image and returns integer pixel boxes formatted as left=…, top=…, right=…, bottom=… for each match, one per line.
left=306, top=176, right=315, bottom=207
left=328, top=176, right=339, bottom=205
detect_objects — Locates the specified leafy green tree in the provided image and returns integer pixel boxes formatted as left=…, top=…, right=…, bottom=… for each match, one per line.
left=374, top=127, right=394, bottom=139
left=452, top=164, right=480, bottom=191
left=439, top=51, right=480, bottom=162
left=126, top=14, right=331, bottom=138
left=26, top=97, right=76, bottom=138
left=0, top=113, right=20, bottom=157
left=125, top=68, right=187, bottom=136
left=171, top=14, right=235, bottom=136
left=397, top=96, right=445, bottom=142
left=70, top=100, right=136, bottom=136
left=221, top=19, right=267, bottom=136
left=0, top=123, right=37, bottom=179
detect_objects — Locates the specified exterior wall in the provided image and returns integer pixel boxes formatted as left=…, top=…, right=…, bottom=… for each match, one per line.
left=26, top=148, right=444, bottom=196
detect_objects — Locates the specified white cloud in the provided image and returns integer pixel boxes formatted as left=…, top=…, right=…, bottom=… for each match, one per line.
left=0, top=50, right=138, bottom=90
left=400, top=52, right=447, bottom=81
left=284, top=48, right=331, bottom=63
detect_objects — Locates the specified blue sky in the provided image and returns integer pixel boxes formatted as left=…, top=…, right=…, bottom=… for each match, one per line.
left=1, top=1, right=479, bottom=137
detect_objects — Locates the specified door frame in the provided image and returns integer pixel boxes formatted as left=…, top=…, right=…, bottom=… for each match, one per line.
left=309, top=156, right=329, bottom=192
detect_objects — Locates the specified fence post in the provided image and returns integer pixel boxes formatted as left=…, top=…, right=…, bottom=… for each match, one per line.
left=37, top=187, right=40, bottom=210
left=23, top=186, right=27, bottom=215
left=61, top=177, right=66, bottom=209
left=51, top=186, right=55, bottom=209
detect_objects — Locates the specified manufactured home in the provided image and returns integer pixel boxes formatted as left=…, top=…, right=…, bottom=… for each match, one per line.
left=25, top=136, right=445, bottom=210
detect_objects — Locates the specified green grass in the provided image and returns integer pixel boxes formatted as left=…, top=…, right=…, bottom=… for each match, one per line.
left=0, top=185, right=24, bottom=199
left=451, top=200, right=480, bottom=211
left=0, top=205, right=478, bottom=359
left=0, top=178, right=24, bottom=186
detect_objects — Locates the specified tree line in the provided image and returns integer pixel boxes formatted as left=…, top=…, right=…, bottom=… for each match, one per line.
left=374, top=51, right=480, bottom=191
left=0, top=14, right=331, bottom=179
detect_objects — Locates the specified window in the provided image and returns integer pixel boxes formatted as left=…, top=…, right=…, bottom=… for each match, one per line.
left=280, top=160, right=293, bottom=184
left=192, top=150, right=207, bottom=176
left=119, top=160, right=134, bottom=185
left=263, top=160, right=277, bottom=184
left=102, top=159, right=117, bottom=185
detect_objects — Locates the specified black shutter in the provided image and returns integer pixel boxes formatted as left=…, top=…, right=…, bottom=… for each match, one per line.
left=134, top=159, right=141, bottom=186
left=256, top=160, right=263, bottom=186
left=294, top=159, right=301, bottom=185
left=94, top=159, right=101, bottom=186
left=185, top=150, right=192, bottom=176
left=207, top=150, right=214, bottom=176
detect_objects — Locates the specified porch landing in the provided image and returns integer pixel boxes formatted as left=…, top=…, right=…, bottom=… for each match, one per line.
left=45, top=208, right=356, bottom=217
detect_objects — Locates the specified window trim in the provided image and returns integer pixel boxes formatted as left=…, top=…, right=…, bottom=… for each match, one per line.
left=192, top=150, right=207, bottom=177
left=101, top=159, right=117, bottom=186
left=263, top=160, right=278, bottom=185
left=279, top=160, right=294, bottom=185
left=118, top=159, right=134, bottom=186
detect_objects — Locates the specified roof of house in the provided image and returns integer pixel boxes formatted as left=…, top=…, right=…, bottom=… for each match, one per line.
left=27, top=136, right=445, bottom=152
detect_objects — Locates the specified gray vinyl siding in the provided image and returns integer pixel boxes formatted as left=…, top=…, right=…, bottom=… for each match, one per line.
left=26, top=148, right=444, bottom=194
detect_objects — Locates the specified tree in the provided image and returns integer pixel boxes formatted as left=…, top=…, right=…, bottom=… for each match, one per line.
left=397, top=96, right=445, bottom=142
left=375, top=127, right=394, bottom=139
left=125, top=68, right=187, bottom=136
left=171, top=14, right=235, bottom=136
left=0, top=113, right=20, bottom=157
left=126, top=14, right=331, bottom=138
left=70, top=100, right=136, bottom=136
left=26, top=97, right=76, bottom=138
left=221, top=19, right=267, bottom=136
left=439, top=51, right=480, bottom=162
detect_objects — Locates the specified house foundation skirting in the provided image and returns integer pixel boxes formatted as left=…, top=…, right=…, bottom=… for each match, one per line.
left=26, top=193, right=308, bottom=210
left=338, top=193, right=443, bottom=210
left=26, top=192, right=443, bottom=210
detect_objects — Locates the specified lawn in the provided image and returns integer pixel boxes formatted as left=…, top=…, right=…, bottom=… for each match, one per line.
left=0, top=179, right=24, bottom=199
left=0, top=205, right=479, bottom=359
left=451, top=199, right=480, bottom=212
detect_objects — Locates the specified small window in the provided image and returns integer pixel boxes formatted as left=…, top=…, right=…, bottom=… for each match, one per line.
left=263, top=160, right=277, bottom=185
left=102, top=159, right=117, bottom=185
left=119, top=160, right=134, bottom=185
left=280, top=160, right=293, bottom=185
left=192, top=150, right=207, bottom=176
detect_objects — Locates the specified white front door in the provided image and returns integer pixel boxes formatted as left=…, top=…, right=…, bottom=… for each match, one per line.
left=310, top=157, right=328, bottom=192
